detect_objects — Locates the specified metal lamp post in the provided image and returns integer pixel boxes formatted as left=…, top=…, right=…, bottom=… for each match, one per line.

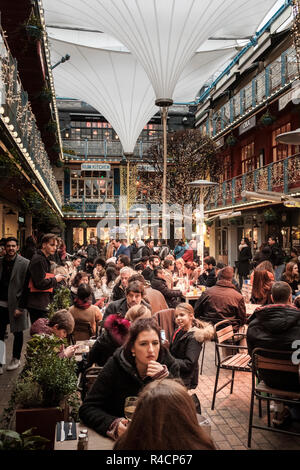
left=187, top=179, right=218, bottom=269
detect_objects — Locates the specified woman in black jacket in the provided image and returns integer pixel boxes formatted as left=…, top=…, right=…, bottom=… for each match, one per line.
left=79, top=317, right=179, bottom=440
left=169, top=303, right=214, bottom=389
left=237, top=237, right=252, bottom=289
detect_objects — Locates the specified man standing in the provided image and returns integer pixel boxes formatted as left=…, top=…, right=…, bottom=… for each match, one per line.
left=22, top=233, right=65, bottom=324
left=115, top=239, right=131, bottom=258
left=87, top=237, right=99, bottom=262
left=142, top=238, right=154, bottom=258
left=268, top=236, right=285, bottom=281
left=0, top=237, right=29, bottom=373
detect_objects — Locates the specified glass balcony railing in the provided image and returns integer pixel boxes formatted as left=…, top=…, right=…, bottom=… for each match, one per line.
left=63, top=139, right=155, bottom=160
left=0, top=28, right=62, bottom=211
left=205, top=153, right=300, bottom=211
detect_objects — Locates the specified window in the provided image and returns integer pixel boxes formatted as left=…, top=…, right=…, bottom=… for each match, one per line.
left=272, top=123, right=292, bottom=162
left=219, top=155, right=232, bottom=182
left=56, top=180, right=64, bottom=197
left=68, top=120, right=117, bottom=140
left=285, top=47, right=298, bottom=82
left=241, top=141, right=259, bottom=173
left=138, top=123, right=162, bottom=141
left=270, top=59, right=282, bottom=92
left=70, top=171, right=114, bottom=201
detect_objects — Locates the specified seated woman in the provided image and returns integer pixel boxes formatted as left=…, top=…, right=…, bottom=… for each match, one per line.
left=250, top=260, right=274, bottom=285
left=70, top=271, right=90, bottom=303
left=87, top=305, right=152, bottom=368
left=251, top=269, right=273, bottom=305
left=69, top=284, right=102, bottom=336
left=169, top=303, right=214, bottom=389
left=114, top=379, right=215, bottom=450
left=94, top=266, right=118, bottom=302
left=282, top=262, right=300, bottom=297
left=30, top=309, right=78, bottom=358
left=79, top=317, right=179, bottom=439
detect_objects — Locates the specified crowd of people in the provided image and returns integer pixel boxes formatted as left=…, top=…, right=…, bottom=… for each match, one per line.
left=0, top=231, right=300, bottom=448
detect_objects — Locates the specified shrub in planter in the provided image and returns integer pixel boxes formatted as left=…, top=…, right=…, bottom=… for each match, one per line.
left=259, top=110, right=276, bottom=127
left=0, top=428, right=49, bottom=450
left=226, top=133, right=237, bottom=147
left=263, top=207, right=278, bottom=223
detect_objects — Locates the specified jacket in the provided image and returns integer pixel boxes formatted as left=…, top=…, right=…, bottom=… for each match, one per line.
left=194, top=280, right=246, bottom=326
left=102, top=297, right=151, bottom=322
left=0, top=255, right=30, bottom=333
left=87, top=314, right=131, bottom=367
left=20, top=250, right=57, bottom=312
left=142, top=266, right=154, bottom=282
left=79, top=346, right=180, bottom=436
left=170, top=321, right=214, bottom=389
left=174, top=245, right=187, bottom=259
left=182, top=249, right=194, bottom=262
left=141, top=246, right=153, bottom=258
left=269, top=243, right=285, bottom=267
left=144, top=286, right=168, bottom=314
left=150, top=275, right=182, bottom=309
left=198, top=268, right=216, bottom=287
left=112, top=280, right=126, bottom=301
left=247, top=303, right=300, bottom=390
left=237, top=246, right=252, bottom=276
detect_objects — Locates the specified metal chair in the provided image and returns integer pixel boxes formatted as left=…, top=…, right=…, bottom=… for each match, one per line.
left=248, top=348, right=300, bottom=448
left=211, top=319, right=251, bottom=410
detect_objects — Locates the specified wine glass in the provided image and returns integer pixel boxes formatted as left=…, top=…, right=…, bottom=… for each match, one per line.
left=124, top=396, right=138, bottom=422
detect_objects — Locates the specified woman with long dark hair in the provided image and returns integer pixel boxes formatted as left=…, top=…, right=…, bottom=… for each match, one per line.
left=114, top=379, right=216, bottom=450
left=282, top=262, right=300, bottom=296
left=79, top=317, right=179, bottom=439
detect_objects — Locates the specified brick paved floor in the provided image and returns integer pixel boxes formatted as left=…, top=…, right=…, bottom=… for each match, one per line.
left=1, top=329, right=300, bottom=450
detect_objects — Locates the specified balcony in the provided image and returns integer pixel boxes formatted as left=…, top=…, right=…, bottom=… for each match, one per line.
left=0, top=29, right=62, bottom=212
left=63, top=139, right=155, bottom=160
left=205, top=153, right=300, bottom=213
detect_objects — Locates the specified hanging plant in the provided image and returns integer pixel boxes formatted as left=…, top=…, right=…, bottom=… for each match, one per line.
left=229, top=216, right=244, bottom=225
left=259, top=110, right=276, bottom=127
left=79, top=221, right=88, bottom=229
left=24, top=16, right=43, bottom=41
left=226, top=133, right=237, bottom=147
left=44, top=121, right=57, bottom=133
left=205, top=219, right=214, bottom=227
left=38, top=86, right=52, bottom=103
left=263, top=207, right=278, bottom=223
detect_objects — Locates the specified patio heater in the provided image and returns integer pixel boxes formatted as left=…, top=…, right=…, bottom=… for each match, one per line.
left=187, top=180, right=218, bottom=268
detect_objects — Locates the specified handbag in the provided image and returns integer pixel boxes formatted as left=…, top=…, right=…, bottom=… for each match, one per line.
left=28, top=272, right=54, bottom=293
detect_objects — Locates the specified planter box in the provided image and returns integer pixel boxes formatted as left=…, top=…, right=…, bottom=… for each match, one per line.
left=16, top=405, right=68, bottom=450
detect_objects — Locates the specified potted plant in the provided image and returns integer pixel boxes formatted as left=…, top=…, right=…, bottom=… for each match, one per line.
left=24, top=16, right=43, bottom=41
left=79, top=221, right=88, bottom=229
left=47, top=285, right=72, bottom=318
left=4, top=335, right=79, bottom=449
left=263, top=207, right=278, bottom=223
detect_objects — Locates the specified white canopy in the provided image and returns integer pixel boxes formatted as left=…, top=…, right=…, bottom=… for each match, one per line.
left=50, top=37, right=237, bottom=152
left=43, top=0, right=280, bottom=103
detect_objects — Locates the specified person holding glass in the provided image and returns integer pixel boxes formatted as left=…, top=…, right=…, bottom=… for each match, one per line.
left=79, top=317, right=179, bottom=440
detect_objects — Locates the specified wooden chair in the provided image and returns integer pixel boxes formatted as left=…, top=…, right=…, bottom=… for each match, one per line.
left=81, top=365, right=103, bottom=400
left=211, top=320, right=251, bottom=410
left=154, top=308, right=176, bottom=343
left=248, top=348, right=300, bottom=448
left=71, top=320, right=93, bottom=342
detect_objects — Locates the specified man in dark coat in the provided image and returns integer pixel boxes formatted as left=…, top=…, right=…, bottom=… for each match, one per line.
left=194, top=266, right=246, bottom=326
left=112, top=267, right=134, bottom=301
left=142, top=255, right=160, bottom=282
left=141, top=238, right=154, bottom=258
left=151, top=267, right=182, bottom=309
left=268, top=236, right=285, bottom=281
left=0, top=237, right=29, bottom=373
left=247, top=281, right=300, bottom=391
left=103, top=281, right=151, bottom=322
left=197, top=256, right=217, bottom=287
left=20, top=233, right=65, bottom=324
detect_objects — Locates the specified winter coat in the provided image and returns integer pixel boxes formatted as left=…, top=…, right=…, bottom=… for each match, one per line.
left=247, top=303, right=300, bottom=391
left=198, top=268, right=217, bottom=288
left=112, top=280, right=126, bottom=301
left=150, top=275, right=182, bottom=309
left=142, top=266, right=154, bottom=282
left=159, top=245, right=170, bottom=260
left=86, top=244, right=98, bottom=261
left=79, top=346, right=180, bottom=436
left=102, top=298, right=151, bottom=323
left=174, top=245, right=187, bottom=259
left=69, top=303, right=102, bottom=335
left=20, top=250, right=58, bottom=312
left=0, top=255, right=29, bottom=333
left=269, top=243, right=285, bottom=267
left=115, top=245, right=131, bottom=258
left=144, top=286, right=168, bottom=314
left=237, top=246, right=252, bottom=276
left=194, top=280, right=246, bottom=326
left=87, top=314, right=130, bottom=367
left=170, top=320, right=214, bottom=389
left=182, top=249, right=194, bottom=263
left=141, top=245, right=153, bottom=258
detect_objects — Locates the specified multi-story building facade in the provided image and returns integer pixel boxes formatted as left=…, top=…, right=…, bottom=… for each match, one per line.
left=0, top=1, right=63, bottom=245
left=195, top=3, right=300, bottom=265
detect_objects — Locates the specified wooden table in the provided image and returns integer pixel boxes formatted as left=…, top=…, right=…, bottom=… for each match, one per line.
left=55, top=423, right=113, bottom=450
left=182, top=288, right=205, bottom=304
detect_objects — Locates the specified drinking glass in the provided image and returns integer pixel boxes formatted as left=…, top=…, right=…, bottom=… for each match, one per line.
left=124, top=396, right=138, bottom=422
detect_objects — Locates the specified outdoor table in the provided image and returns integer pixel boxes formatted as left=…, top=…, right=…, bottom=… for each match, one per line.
left=74, top=340, right=96, bottom=362
left=245, top=303, right=261, bottom=317
left=182, top=287, right=206, bottom=304
left=54, top=423, right=113, bottom=450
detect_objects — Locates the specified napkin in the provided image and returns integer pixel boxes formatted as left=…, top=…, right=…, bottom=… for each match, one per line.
left=56, top=421, right=77, bottom=441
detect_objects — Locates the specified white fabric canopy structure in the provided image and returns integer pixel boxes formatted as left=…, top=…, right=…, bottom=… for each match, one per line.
left=50, top=37, right=237, bottom=152
left=43, top=0, right=280, bottom=104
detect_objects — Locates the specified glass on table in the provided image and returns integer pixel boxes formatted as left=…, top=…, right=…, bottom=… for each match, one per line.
left=124, top=396, right=138, bottom=422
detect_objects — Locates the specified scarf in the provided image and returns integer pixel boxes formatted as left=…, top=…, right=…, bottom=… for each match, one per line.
left=74, top=297, right=92, bottom=310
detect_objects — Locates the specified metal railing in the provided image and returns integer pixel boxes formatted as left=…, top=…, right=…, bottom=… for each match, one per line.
left=63, top=139, right=155, bottom=159
left=205, top=153, right=300, bottom=211
left=0, top=28, right=62, bottom=211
